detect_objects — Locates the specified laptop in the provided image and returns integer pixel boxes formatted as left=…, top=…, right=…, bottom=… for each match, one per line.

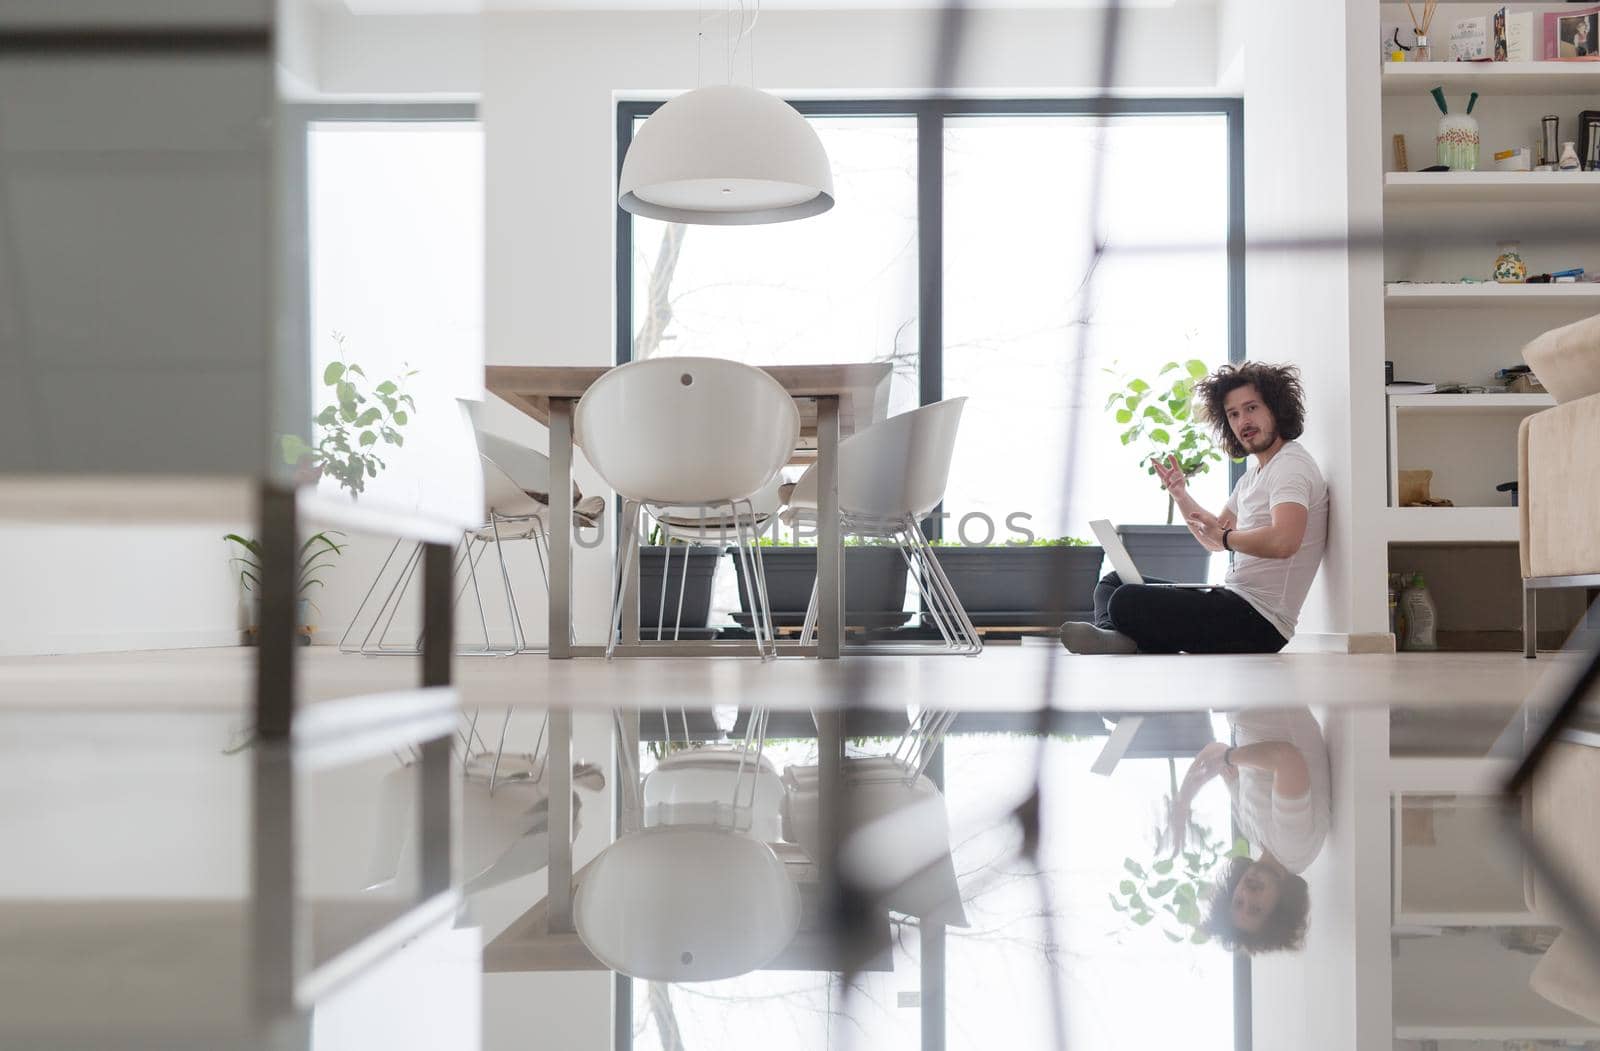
left=1089, top=519, right=1217, bottom=588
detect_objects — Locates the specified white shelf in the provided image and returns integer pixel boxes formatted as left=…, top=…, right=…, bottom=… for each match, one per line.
left=1385, top=283, right=1600, bottom=307
left=1384, top=171, right=1600, bottom=204
left=1382, top=60, right=1600, bottom=95
left=1386, top=506, right=1519, bottom=543
left=1388, top=392, right=1554, bottom=411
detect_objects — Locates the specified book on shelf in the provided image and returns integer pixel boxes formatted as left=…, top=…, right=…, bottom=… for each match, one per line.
left=1387, top=382, right=1440, bottom=395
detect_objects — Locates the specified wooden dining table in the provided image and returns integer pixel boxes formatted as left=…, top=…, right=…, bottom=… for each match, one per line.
left=485, top=362, right=893, bottom=659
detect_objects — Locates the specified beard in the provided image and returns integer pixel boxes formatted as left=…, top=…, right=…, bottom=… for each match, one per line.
left=1237, top=425, right=1277, bottom=454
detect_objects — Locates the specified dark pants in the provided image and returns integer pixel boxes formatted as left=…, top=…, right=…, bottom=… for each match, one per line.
left=1092, top=572, right=1289, bottom=654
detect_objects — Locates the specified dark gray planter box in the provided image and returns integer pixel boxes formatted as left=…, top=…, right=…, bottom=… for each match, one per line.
left=933, top=545, right=1105, bottom=627
left=1116, top=525, right=1210, bottom=583
left=731, top=546, right=910, bottom=628
left=636, top=546, right=721, bottom=630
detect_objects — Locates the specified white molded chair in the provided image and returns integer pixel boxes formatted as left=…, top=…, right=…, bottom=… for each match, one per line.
left=575, top=357, right=799, bottom=658
left=786, top=397, right=980, bottom=655
left=340, top=432, right=602, bottom=656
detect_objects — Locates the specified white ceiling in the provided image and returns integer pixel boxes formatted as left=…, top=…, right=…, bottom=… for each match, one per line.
left=330, top=0, right=1186, bottom=14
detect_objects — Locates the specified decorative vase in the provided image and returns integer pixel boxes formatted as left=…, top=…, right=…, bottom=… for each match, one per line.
left=1437, top=113, right=1480, bottom=171
left=1493, top=242, right=1527, bottom=284
left=1559, top=140, right=1582, bottom=172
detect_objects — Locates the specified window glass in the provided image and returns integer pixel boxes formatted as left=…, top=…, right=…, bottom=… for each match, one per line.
left=943, top=115, right=1231, bottom=558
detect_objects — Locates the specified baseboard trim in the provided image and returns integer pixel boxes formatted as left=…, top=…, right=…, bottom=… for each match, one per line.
left=1286, top=632, right=1396, bottom=655
left=0, top=628, right=245, bottom=658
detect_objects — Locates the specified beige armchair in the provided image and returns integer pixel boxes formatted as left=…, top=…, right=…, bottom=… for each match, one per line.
left=1518, top=313, right=1600, bottom=657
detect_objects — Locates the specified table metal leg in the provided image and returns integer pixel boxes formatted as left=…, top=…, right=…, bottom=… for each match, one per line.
left=622, top=501, right=641, bottom=647
left=817, top=396, right=842, bottom=659
left=549, top=400, right=574, bottom=659
left=547, top=709, right=574, bottom=933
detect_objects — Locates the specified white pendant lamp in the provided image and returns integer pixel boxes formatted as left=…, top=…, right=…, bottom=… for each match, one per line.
left=618, top=83, right=835, bottom=226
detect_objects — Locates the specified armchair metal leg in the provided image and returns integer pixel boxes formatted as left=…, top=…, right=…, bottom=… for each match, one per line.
left=1525, top=585, right=1538, bottom=659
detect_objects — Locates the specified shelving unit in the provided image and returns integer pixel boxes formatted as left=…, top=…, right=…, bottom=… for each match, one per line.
left=1376, top=28, right=1596, bottom=599
left=1387, top=392, right=1552, bottom=411
left=1382, top=60, right=1600, bottom=96
left=1384, top=171, right=1600, bottom=206
left=1386, top=394, right=1546, bottom=511
left=1386, top=283, right=1600, bottom=307
left=1386, top=506, right=1518, bottom=543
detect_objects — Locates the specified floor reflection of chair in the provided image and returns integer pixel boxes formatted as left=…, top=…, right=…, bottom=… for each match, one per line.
left=574, top=708, right=801, bottom=980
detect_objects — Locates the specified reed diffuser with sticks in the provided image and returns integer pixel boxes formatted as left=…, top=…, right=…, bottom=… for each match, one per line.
left=1406, top=0, right=1440, bottom=60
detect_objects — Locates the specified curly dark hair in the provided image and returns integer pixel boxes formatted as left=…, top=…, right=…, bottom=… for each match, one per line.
left=1202, top=856, right=1310, bottom=955
left=1193, top=362, right=1307, bottom=459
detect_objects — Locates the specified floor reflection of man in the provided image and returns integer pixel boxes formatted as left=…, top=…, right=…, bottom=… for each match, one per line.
left=1167, top=707, right=1331, bottom=954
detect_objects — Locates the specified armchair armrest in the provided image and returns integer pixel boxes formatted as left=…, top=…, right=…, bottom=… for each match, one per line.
left=1521, top=390, right=1600, bottom=581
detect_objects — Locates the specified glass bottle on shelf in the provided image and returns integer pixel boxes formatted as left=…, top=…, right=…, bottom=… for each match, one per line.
left=1413, top=33, right=1432, bottom=61
left=1493, top=242, right=1527, bottom=284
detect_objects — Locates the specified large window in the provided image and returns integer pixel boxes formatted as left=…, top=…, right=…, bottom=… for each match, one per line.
left=620, top=100, right=1241, bottom=555
left=299, top=108, right=485, bottom=523
left=942, top=114, right=1233, bottom=547
left=618, top=99, right=1243, bottom=1051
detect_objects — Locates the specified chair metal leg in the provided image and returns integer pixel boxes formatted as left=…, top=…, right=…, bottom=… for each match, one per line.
left=653, top=536, right=672, bottom=642
left=906, top=517, right=982, bottom=655
left=800, top=580, right=820, bottom=647
left=339, top=537, right=406, bottom=654
left=672, top=534, right=692, bottom=643
left=487, top=512, right=529, bottom=654
left=895, top=526, right=957, bottom=647
left=607, top=501, right=642, bottom=660
left=730, top=504, right=775, bottom=660
left=1525, top=585, right=1538, bottom=659
left=368, top=542, right=426, bottom=654
left=741, top=499, right=778, bottom=654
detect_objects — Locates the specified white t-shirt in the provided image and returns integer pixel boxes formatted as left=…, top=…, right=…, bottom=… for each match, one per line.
left=1222, top=440, right=1329, bottom=640
left=1225, top=707, right=1331, bottom=874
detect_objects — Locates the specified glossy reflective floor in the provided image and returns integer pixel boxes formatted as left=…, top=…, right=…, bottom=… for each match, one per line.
left=3, top=638, right=1597, bottom=1050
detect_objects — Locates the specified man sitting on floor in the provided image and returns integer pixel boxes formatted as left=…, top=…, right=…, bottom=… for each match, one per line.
left=1061, top=361, right=1329, bottom=654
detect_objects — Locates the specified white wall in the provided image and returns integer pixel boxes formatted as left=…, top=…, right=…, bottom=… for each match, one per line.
left=1240, top=0, right=1386, bottom=642
left=0, top=524, right=249, bottom=657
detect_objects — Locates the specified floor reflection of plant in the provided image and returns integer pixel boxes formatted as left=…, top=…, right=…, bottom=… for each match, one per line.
left=1107, top=758, right=1248, bottom=945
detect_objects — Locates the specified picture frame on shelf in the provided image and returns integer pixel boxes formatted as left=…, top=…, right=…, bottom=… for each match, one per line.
left=1451, top=15, right=1491, bottom=62
left=1506, top=9, right=1535, bottom=62
left=1545, top=6, right=1600, bottom=61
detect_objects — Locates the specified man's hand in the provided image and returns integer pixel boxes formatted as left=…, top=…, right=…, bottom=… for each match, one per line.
left=1186, top=508, right=1227, bottom=552
left=1167, top=742, right=1229, bottom=856
left=1151, top=454, right=1188, bottom=498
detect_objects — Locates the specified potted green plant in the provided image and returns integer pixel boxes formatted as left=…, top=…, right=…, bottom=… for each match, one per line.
left=1105, top=358, right=1223, bottom=582
left=280, top=334, right=418, bottom=497
left=225, top=531, right=347, bottom=644
left=729, top=537, right=910, bottom=630
left=930, top=536, right=1103, bottom=629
